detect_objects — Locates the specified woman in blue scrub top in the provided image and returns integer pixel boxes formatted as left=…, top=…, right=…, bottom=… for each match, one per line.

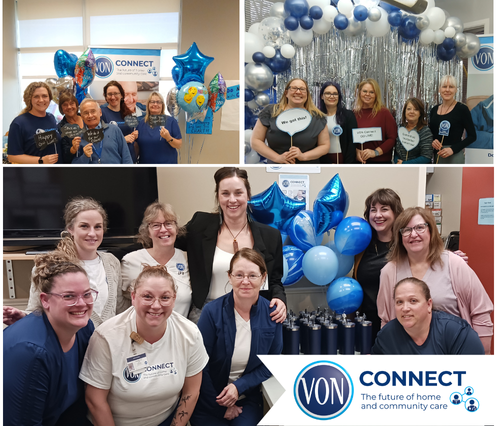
left=135, top=91, right=182, bottom=164
left=7, top=81, right=61, bottom=164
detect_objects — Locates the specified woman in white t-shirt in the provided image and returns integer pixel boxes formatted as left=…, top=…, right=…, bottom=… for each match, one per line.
left=80, top=264, right=208, bottom=426
left=3, top=197, right=128, bottom=327
left=121, top=201, right=192, bottom=317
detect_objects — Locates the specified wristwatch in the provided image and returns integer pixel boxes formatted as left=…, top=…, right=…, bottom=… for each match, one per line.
left=38, top=156, right=43, bottom=164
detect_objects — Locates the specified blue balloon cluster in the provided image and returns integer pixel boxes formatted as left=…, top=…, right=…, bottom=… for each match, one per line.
left=327, top=277, right=364, bottom=315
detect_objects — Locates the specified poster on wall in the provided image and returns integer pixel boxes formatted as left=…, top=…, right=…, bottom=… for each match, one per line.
left=466, top=36, right=494, bottom=164
left=90, top=47, right=161, bottom=115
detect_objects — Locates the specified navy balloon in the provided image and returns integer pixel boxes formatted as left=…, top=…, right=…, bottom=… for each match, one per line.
left=252, top=52, right=266, bottom=64
left=398, top=15, right=420, bottom=40
left=264, top=49, right=292, bottom=74
left=353, top=5, right=368, bottom=22
left=334, top=13, right=349, bottom=30
left=282, top=245, right=305, bottom=285
left=300, top=15, right=314, bottom=30
left=284, top=15, right=299, bottom=31
left=437, top=44, right=456, bottom=62
left=309, top=6, right=323, bottom=20
left=302, top=246, right=339, bottom=286
left=327, top=277, right=364, bottom=315
left=284, top=0, right=309, bottom=18
left=244, top=89, right=255, bottom=102
left=442, top=38, right=456, bottom=50
left=334, top=216, right=372, bottom=256
left=288, top=210, right=320, bottom=252
left=388, top=11, right=403, bottom=27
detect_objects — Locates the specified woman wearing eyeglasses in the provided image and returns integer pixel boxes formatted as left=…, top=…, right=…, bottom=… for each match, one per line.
left=134, top=92, right=182, bottom=164
left=4, top=251, right=95, bottom=426
left=190, top=249, right=282, bottom=426
left=80, top=265, right=208, bottom=426
left=318, top=81, right=357, bottom=164
left=250, top=78, right=329, bottom=164
left=3, top=197, right=128, bottom=328
left=121, top=201, right=192, bottom=317
left=353, top=78, right=397, bottom=164
left=377, top=207, right=493, bottom=354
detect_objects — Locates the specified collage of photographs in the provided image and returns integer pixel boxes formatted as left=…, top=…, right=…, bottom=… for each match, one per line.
left=2, top=0, right=495, bottom=425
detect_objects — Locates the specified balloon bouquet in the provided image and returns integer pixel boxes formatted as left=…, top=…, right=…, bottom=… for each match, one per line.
left=248, top=173, right=371, bottom=315
left=47, top=48, right=96, bottom=111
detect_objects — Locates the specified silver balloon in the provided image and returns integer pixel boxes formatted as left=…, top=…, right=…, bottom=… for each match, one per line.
left=245, top=62, right=274, bottom=91
left=259, top=16, right=290, bottom=49
left=454, top=32, right=466, bottom=48
left=415, top=15, right=430, bottom=30
left=444, top=16, right=463, bottom=33
left=457, top=33, right=481, bottom=59
left=368, top=7, right=382, bottom=22
left=166, top=87, right=180, bottom=118
left=269, top=2, right=289, bottom=19
left=344, top=18, right=366, bottom=37
left=254, top=92, right=270, bottom=107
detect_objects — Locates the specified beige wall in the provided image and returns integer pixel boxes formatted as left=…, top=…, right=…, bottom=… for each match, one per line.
left=178, top=0, right=240, bottom=164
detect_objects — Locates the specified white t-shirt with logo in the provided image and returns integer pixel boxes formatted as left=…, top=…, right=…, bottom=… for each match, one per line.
left=79, top=307, right=208, bottom=426
left=121, top=248, right=192, bottom=317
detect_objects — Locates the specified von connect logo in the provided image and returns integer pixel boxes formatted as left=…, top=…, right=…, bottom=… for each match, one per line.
left=294, top=360, right=354, bottom=420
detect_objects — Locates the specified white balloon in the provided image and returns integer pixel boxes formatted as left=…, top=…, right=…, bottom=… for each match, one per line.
left=444, top=27, right=456, bottom=38
left=308, top=0, right=329, bottom=8
left=338, top=0, right=354, bottom=16
left=280, top=44, right=296, bottom=58
left=366, top=6, right=389, bottom=37
left=262, top=46, right=276, bottom=58
left=323, top=5, right=339, bottom=22
left=290, top=27, right=314, bottom=47
left=426, top=7, right=446, bottom=30
left=434, top=29, right=445, bottom=45
left=244, top=129, right=253, bottom=143
left=245, top=32, right=265, bottom=63
left=418, top=28, right=435, bottom=45
left=313, top=17, right=332, bottom=35
left=248, top=23, right=260, bottom=35
left=245, top=149, right=261, bottom=164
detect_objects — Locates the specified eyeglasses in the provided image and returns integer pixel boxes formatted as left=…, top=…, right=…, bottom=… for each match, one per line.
left=288, top=86, right=306, bottom=93
left=149, top=100, right=163, bottom=105
left=230, top=273, right=262, bottom=283
left=138, top=294, right=175, bottom=306
left=46, top=289, right=98, bottom=306
left=149, top=221, right=176, bottom=231
left=106, top=92, right=121, bottom=98
left=323, top=93, right=339, bottom=98
left=400, top=223, right=429, bottom=237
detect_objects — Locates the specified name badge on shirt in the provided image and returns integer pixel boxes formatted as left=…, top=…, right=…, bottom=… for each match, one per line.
left=331, top=125, right=343, bottom=136
left=126, top=353, right=148, bottom=374
left=261, top=275, right=269, bottom=291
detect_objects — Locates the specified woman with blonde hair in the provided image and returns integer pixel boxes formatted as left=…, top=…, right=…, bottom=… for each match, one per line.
left=377, top=207, right=493, bottom=353
left=7, top=81, right=61, bottom=164
left=3, top=197, right=128, bottom=328
left=353, top=78, right=397, bottom=164
left=135, top=91, right=182, bottom=163
left=121, top=201, right=192, bottom=317
left=250, top=78, right=330, bottom=164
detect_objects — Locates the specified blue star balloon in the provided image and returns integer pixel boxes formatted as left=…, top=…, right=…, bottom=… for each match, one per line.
left=172, top=42, right=214, bottom=87
left=248, top=182, right=305, bottom=232
left=313, top=174, right=348, bottom=236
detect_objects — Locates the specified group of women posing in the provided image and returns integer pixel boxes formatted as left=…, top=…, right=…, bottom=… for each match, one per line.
left=250, top=75, right=476, bottom=165
left=7, top=80, right=182, bottom=165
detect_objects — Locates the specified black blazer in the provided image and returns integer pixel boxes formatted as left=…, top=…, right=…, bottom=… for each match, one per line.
left=176, top=212, right=286, bottom=309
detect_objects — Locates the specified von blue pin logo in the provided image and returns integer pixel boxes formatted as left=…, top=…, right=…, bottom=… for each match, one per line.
left=439, top=120, right=450, bottom=137
left=294, top=361, right=354, bottom=420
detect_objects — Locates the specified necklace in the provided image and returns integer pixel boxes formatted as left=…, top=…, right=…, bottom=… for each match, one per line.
left=441, top=100, right=456, bottom=115
left=224, top=221, right=248, bottom=253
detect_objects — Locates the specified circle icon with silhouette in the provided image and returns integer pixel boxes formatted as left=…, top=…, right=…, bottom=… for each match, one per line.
left=450, top=392, right=462, bottom=405
left=465, top=398, right=479, bottom=412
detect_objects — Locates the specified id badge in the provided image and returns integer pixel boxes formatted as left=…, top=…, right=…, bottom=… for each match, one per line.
left=126, top=353, right=148, bottom=374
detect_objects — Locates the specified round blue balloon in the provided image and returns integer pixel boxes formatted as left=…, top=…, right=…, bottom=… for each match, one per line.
left=264, top=49, right=292, bottom=74
left=387, top=11, right=403, bottom=27
left=244, top=89, right=255, bottom=102
left=284, top=15, right=299, bottom=31
left=437, top=44, right=456, bottom=62
left=282, top=245, right=304, bottom=285
left=327, top=277, right=364, bottom=315
left=299, top=15, right=314, bottom=30
left=442, top=37, right=456, bottom=50
left=325, top=241, right=354, bottom=279
left=398, top=15, right=420, bottom=40
left=302, top=246, right=339, bottom=286
left=288, top=210, right=319, bottom=252
left=334, top=13, right=349, bottom=31
left=252, top=51, right=266, bottom=64
left=284, top=0, right=309, bottom=18
left=334, top=216, right=372, bottom=256
left=309, top=6, right=323, bottom=20
left=353, top=5, right=368, bottom=22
